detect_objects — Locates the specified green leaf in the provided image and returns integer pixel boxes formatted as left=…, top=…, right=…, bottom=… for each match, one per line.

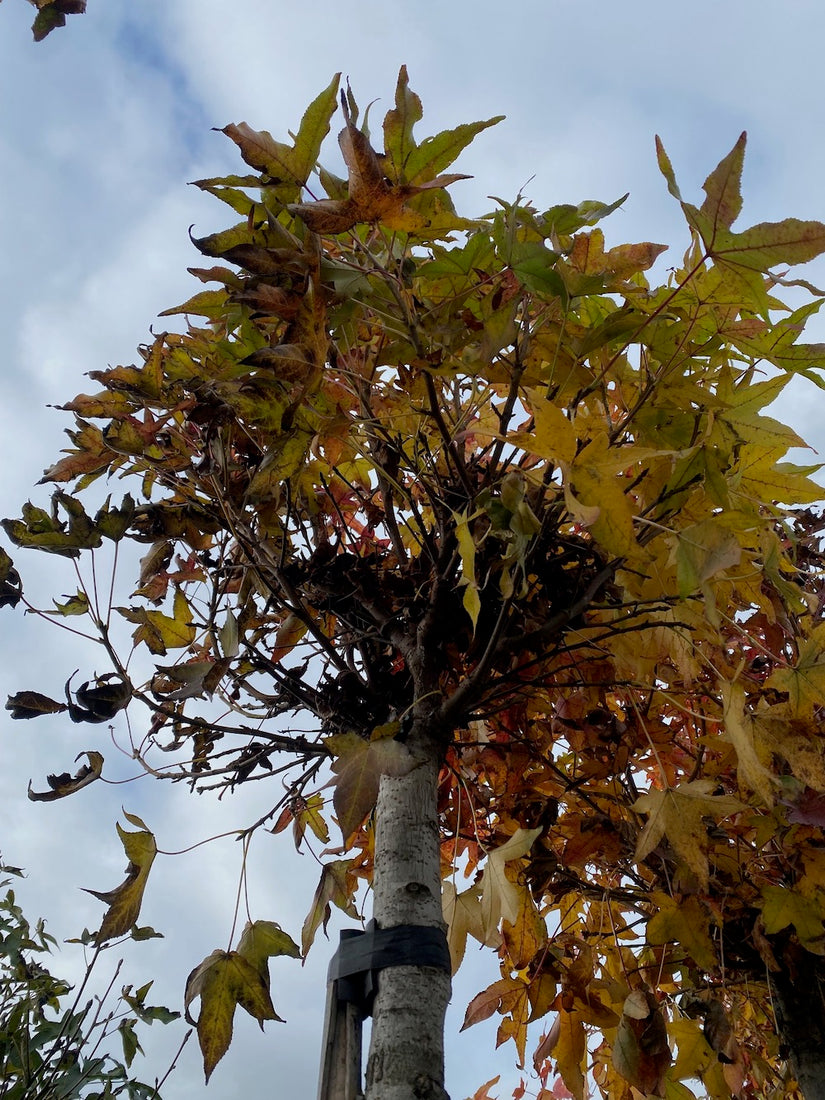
left=674, top=518, right=742, bottom=598
left=655, top=135, right=682, bottom=201
left=383, top=65, right=423, bottom=181
left=511, top=245, right=567, bottom=302
left=404, top=115, right=504, bottom=185
left=540, top=193, right=628, bottom=236
left=51, top=590, right=90, bottom=617
left=30, top=0, right=86, bottom=42
left=714, top=217, right=825, bottom=272
left=2, top=495, right=102, bottom=557
left=220, top=123, right=297, bottom=183
left=698, top=132, right=746, bottom=235
left=291, top=73, right=342, bottom=185
left=119, top=1018, right=142, bottom=1068
left=158, top=289, right=229, bottom=319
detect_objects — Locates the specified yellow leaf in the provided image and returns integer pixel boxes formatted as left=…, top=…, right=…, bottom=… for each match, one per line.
left=236, top=919, right=301, bottom=982
left=759, top=885, right=825, bottom=952
left=569, top=436, right=637, bottom=558
left=562, top=481, right=601, bottom=527
left=301, top=860, right=359, bottom=956
left=634, top=781, right=744, bottom=890
left=765, top=629, right=825, bottom=717
left=479, top=828, right=542, bottom=936
left=755, top=715, right=825, bottom=789
left=442, top=880, right=495, bottom=972
left=669, top=1016, right=714, bottom=1082
left=698, top=131, right=745, bottom=235
left=184, top=949, right=280, bottom=1082
left=734, top=444, right=823, bottom=507
left=454, top=509, right=481, bottom=632
left=496, top=985, right=532, bottom=1067
left=502, top=881, right=547, bottom=969
left=555, top=1009, right=586, bottom=1100
left=84, top=813, right=157, bottom=943
left=118, top=588, right=196, bottom=655
left=294, top=793, right=330, bottom=846
left=271, top=612, right=308, bottom=663
left=646, top=893, right=717, bottom=971
left=328, top=735, right=419, bottom=843
left=720, top=680, right=773, bottom=803
left=519, top=390, right=578, bottom=465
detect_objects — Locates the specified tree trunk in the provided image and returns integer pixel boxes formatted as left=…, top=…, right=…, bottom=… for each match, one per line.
left=364, top=751, right=451, bottom=1100
left=771, top=943, right=825, bottom=1100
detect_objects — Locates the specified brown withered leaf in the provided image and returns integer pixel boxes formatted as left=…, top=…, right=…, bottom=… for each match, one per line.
left=221, top=244, right=308, bottom=276
left=785, top=785, right=825, bottom=826
left=703, top=999, right=739, bottom=1065
left=66, top=673, right=132, bottom=723
left=612, top=989, right=671, bottom=1096
left=231, top=283, right=302, bottom=320
left=7, top=690, right=68, bottom=720
left=0, top=547, right=22, bottom=608
left=290, top=93, right=468, bottom=234
left=28, top=750, right=103, bottom=801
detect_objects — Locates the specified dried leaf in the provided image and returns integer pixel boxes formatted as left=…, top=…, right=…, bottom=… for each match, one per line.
left=612, top=989, right=671, bottom=1096
left=28, top=750, right=103, bottom=801
left=7, top=690, right=68, bottom=720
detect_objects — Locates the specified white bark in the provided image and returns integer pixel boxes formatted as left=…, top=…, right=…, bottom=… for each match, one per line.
left=364, top=754, right=451, bottom=1100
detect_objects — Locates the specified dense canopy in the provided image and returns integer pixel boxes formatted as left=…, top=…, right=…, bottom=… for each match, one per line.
left=5, top=69, right=825, bottom=1097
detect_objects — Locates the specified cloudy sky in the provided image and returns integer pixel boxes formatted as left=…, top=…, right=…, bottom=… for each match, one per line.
left=2, top=1, right=825, bottom=1097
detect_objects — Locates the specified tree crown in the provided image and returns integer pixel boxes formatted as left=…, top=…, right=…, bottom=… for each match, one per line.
left=5, top=69, right=825, bottom=1096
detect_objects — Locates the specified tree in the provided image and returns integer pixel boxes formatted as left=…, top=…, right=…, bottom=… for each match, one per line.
left=0, top=854, right=182, bottom=1099
left=4, top=68, right=825, bottom=1097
